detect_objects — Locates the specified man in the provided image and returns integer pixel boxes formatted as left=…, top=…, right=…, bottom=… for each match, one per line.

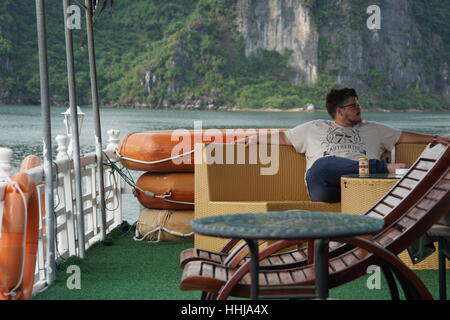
left=245, top=88, right=450, bottom=203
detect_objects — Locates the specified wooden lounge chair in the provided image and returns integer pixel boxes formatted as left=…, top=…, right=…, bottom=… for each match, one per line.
left=179, top=144, right=450, bottom=299
left=180, top=143, right=447, bottom=270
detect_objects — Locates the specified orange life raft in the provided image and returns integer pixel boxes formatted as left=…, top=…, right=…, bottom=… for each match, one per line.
left=118, top=129, right=283, bottom=172
left=0, top=155, right=41, bottom=300
left=135, top=172, right=194, bottom=210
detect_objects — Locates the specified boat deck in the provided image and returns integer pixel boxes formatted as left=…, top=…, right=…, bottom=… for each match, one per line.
left=33, top=222, right=449, bottom=300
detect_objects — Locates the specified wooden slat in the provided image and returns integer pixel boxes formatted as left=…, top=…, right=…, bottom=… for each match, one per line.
left=342, top=252, right=359, bottom=266
left=267, top=255, right=283, bottom=265
left=290, top=269, right=307, bottom=282
left=416, top=198, right=437, bottom=211
left=330, top=257, right=347, bottom=272
left=396, top=216, right=417, bottom=230
left=390, top=186, right=410, bottom=199
left=265, top=271, right=282, bottom=285
left=415, top=160, right=436, bottom=171
left=425, top=189, right=446, bottom=201
left=399, top=178, right=419, bottom=189
left=214, top=265, right=228, bottom=282
left=407, top=169, right=427, bottom=180
left=375, top=227, right=401, bottom=247
left=278, top=270, right=294, bottom=284
left=406, top=207, right=427, bottom=220
left=367, top=210, right=385, bottom=219
left=383, top=195, right=402, bottom=208
left=374, top=203, right=393, bottom=216
left=435, top=178, right=450, bottom=191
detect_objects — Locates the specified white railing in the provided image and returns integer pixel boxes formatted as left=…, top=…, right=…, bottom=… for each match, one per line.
left=24, top=130, right=123, bottom=295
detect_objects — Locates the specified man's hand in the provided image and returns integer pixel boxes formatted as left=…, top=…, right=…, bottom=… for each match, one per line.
left=434, top=136, right=450, bottom=146
left=387, top=163, right=406, bottom=174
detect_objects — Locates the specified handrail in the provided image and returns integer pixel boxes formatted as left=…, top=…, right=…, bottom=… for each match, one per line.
left=30, top=132, right=122, bottom=295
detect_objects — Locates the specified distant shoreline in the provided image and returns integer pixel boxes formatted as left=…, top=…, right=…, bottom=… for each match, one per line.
left=1, top=103, right=448, bottom=113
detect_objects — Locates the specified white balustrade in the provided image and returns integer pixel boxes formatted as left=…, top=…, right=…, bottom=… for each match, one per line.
left=0, top=130, right=123, bottom=295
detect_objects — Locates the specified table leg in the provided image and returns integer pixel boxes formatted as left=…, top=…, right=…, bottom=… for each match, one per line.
left=315, top=238, right=329, bottom=300
left=245, top=239, right=259, bottom=300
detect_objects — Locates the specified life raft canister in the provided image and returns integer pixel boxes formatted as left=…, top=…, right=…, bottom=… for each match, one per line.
left=0, top=155, right=40, bottom=300
left=136, top=208, right=194, bottom=242
left=135, top=172, right=194, bottom=210
left=118, top=129, right=284, bottom=172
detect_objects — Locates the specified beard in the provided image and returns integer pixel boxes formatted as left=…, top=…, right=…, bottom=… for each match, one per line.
left=346, top=113, right=362, bottom=126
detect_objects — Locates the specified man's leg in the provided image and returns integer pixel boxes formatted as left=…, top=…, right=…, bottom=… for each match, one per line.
left=306, top=156, right=388, bottom=203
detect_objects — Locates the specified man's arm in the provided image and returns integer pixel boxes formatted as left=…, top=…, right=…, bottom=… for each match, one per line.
left=397, top=131, right=450, bottom=145
left=240, top=131, right=293, bottom=146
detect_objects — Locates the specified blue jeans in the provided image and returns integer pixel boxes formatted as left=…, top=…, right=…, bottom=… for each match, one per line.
left=305, top=156, right=388, bottom=203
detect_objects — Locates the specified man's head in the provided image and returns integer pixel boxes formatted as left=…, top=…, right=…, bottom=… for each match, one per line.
left=326, top=88, right=362, bottom=127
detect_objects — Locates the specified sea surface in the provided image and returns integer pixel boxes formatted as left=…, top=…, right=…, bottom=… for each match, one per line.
left=1, top=104, right=449, bottom=222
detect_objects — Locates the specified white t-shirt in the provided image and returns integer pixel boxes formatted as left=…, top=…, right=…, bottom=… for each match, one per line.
left=285, top=120, right=402, bottom=171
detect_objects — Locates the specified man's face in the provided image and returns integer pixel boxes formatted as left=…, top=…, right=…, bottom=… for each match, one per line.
left=338, top=96, right=362, bottom=126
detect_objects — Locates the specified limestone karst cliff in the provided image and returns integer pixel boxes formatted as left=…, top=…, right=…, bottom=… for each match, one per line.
left=1, top=0, right=449, bottom=109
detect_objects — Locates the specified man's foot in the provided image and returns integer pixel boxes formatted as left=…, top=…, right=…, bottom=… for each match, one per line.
left=387, top=163, right=406, bottom=174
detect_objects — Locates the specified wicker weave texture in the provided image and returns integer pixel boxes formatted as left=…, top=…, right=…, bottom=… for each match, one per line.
left=194, top=144, right=340, bottom=251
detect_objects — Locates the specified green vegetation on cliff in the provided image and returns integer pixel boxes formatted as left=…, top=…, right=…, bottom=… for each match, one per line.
left=0, top=0, right=449, bottom=110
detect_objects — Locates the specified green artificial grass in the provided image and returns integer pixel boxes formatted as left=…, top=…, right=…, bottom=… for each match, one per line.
left=34, top=222, right=449, bottom=300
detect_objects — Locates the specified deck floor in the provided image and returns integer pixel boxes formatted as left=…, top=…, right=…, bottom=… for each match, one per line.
left=34, top=223, right=449, bottom=300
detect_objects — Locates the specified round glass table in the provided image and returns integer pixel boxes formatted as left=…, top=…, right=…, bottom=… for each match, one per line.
left=191, top=210, right=384, bottom=300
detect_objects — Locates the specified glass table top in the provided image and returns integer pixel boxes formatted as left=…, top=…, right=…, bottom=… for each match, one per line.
left=191, top=210, right=384, bottom=240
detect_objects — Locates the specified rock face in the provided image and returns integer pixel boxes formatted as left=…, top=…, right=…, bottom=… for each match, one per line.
left=235, top=0, right=450, bottom=97
left=317, top=0, right=450, bottom=96
left=236, top=0, right=319, bottom=85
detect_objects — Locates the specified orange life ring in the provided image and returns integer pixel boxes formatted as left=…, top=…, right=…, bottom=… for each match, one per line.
left=0, top=155, right=41, bottom=300
left=118, top=129, right=284, bottom=172
left=135, top=172, right=194, bottom=210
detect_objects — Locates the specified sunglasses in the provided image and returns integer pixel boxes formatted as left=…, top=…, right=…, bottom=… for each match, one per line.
left=340, top=102, right=361, bottom=110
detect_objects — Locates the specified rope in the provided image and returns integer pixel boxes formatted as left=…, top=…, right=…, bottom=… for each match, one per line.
left=133, top=212, right=194, bottom=243
left=115, top=148, right=194, bottom=165
left=103, top=153, right=194, bottom=206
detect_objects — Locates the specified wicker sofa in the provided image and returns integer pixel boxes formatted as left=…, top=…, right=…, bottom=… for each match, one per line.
left=194, top=142, right=427, bottom=252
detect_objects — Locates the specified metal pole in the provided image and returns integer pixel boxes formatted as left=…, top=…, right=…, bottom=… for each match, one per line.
left=35, top=0, right=56, bottom=285
left=85, top=0, right=107, bottom=241
left=62, top=0, right=85, bottom=258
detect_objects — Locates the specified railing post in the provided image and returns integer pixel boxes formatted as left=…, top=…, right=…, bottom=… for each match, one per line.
left=106, top=129, right=122, bottom=227
left=106, top=129, right=120, bottom=154
left=0, top=147, right=12, bottom=178
left=56, top=135, right=70, bottom=161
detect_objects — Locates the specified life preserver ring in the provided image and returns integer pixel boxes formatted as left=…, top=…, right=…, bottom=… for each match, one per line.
left=0, top=155, right=41, bottom=300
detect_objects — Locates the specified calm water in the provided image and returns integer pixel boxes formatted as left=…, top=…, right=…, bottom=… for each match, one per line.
left=1, top=104, right=449, bottom=221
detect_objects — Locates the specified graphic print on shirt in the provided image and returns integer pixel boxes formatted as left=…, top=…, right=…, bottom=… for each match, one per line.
left=322, top=123, right=367, bottom=157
